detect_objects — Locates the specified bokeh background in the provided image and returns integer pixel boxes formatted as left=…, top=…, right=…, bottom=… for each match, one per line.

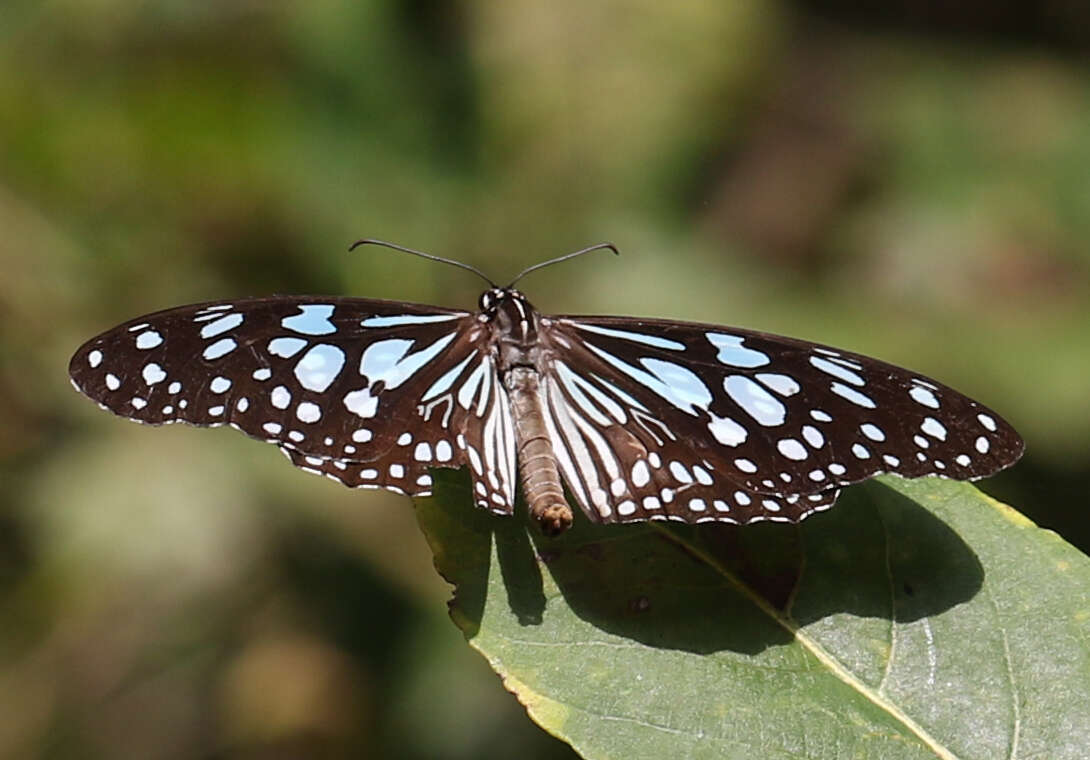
left=3, top=1, right=1089, bottom=758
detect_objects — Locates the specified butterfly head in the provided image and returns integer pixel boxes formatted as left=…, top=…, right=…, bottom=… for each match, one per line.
left=478, top=287, right=532, bottom=318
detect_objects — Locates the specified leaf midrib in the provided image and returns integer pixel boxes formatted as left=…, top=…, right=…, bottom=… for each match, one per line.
left=649, top=522, right=962, bottom=760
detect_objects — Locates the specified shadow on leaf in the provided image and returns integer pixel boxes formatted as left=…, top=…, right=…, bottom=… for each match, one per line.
left=417, top=470, right=982, bottom=655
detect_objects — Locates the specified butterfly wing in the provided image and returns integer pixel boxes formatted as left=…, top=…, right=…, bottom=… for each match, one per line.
left=538, top=314, right=1023, bottom=525
left=68, top=297, right=518, bottom=510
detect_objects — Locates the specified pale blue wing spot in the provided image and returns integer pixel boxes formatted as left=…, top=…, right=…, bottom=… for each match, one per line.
left=135, top=330, right=163, bottom=350
left=361, top=313, right=460, bottom=327
left=756, top=373, right=800, bottom=396
left=269, top=337, right=307, bottom=358
left=708, top=413, right=747, bottom=446
left=203, top=338, right=237, bottom=360
left=723, top=375, right=786, bottom=426
left=810, top=356, right=864, bottom=386
left=200, top=313, right=244, bottom=339
left=282, top=304, right=336, bottom=335
left=574, top=322, right=685, bottom=350
left=294, top=344, right=346, bottom=393
left=909, top=385, right=940, bottom=409
left=832, top=382, right=877, bottom=409
left=706, top=333, right=770, bottom=368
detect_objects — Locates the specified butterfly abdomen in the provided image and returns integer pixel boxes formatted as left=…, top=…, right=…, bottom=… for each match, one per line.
left=505, top=368, right=572, bottom=535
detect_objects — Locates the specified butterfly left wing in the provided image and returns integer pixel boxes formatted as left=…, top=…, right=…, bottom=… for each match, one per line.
left=68, top=296, right=519, bottom=510
left=536, top=313, right=1022, bottom=525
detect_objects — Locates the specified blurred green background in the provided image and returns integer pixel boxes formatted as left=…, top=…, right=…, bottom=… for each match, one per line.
left=3, top=1, right=1089, bottom=757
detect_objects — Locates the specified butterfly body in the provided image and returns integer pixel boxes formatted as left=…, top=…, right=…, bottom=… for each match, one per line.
left=69, top=270, right=1024, bottom=534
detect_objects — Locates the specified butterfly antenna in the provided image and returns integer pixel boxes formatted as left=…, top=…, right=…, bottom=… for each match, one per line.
left=508, top=243, right=620, bottom=287
left=350, top=239, right=497, bottom=287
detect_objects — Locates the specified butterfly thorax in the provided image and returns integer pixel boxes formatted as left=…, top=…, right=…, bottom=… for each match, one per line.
left=478, top=287, right=572, bottom=534
left=480, top=287, right=545, bottom=375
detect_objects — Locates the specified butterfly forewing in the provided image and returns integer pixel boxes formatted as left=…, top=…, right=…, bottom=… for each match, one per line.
left=536, top=314, right=1022, bottom=524
left=68, top=296, right=518, bottom=508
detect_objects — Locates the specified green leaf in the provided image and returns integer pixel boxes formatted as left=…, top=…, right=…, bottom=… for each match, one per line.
left=415, top=471, right=1090, bottom=760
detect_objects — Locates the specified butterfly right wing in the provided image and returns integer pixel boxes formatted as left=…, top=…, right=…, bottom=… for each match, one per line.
left=68, top=296, right=518, bottom=511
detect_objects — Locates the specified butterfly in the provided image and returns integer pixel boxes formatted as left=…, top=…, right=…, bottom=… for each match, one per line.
left=68, top=240, right=1024, bottom=535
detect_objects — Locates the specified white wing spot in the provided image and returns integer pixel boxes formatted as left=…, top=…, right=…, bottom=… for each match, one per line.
left=343, top=388, right=378, bottom=419
left=956, top=454, right=972, bottom=466
left=756, top=372, right=800, bottom=396
left=810, top=356, right=864, bottom=386
left=268, top=337, right=307, bottom=358
left=208, top=405, right=225, bottom=416
left=706, top=333, right=770, bottom=367
left=200, top=313, right=243, bottom=339
left=142, top=363, right=167, bottom=385
left=832, top=383, right=876, bottom=409
left=168, top=381, right=182, bottom=394
left=913, top=435, right=930, bottom=449
left=688, top=499, right=707, bottom=512
left=921, top=417, right=948, bottom=441
left=733, top=458, right=757, bottom=473
left=975, top=436, right=990, bottom=454
left=435, top=440, right=452, bottom=462
left=617, top=500, right=637, bottom=517
left=210, top=376, right=232, bottom=394
left=708, top=413, right=748, bottom=446
left=263, top=422, right=282, bottom=435
left=642, top=496, right=661, bottom=511
left=397, top=432, right=412, bottom=446
left=290, top=431, right=305, bottom=442
left=860, top=423, right=886, bottom=442
left=777, top=438, right=808, bottom=461
left=724, top=375, right=786, bottom=426
left=910, top=385, right=940, bottom=409
left=361, top=469, right=379, bottom=480
left=808, top=469, right=826, bottom=482
left=252, top=368, right=272, bottom=381
left=203, top=338, right=237, bottom=360
left=131, top=397, right=147, bottom=409
left=802, top=425, right=824, bottom=448
left=389, top=464, right=405, bottom=479
left=669, top=461, right=693, bottom=484
left=828, top=463, right=846, bottom=476
left=883, top=454, right=901, bottom=467
left=692, top=465, right=713, bottom=485
left=851, top=443, right=871, bottom=459
left=610, top=478, right=627, bottom=497
left=810, top=409, right=832, bottom=422
left=414, top=442, right=432, bottom=462
left=135, top=330, right=163, bottom=350
left=282, top=304, right=336, bottom=335
left=236, top=397, right=249, bottom=413
left=105, top=373, right=120, bottom=391
left=296, top=402, right=321, bottom=423
left=977, top=413, right=997, bottom=432
left=88, top=350, right=103, bottom=368
left=352, top=428, right=372, bottom=443
left=271, top=386, right=291, bottom=409
left=648, top=452, right=662, bottom=469
left=734, top=491, right=752, bottom=506
left=294, top=344, right=346, bottom=393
